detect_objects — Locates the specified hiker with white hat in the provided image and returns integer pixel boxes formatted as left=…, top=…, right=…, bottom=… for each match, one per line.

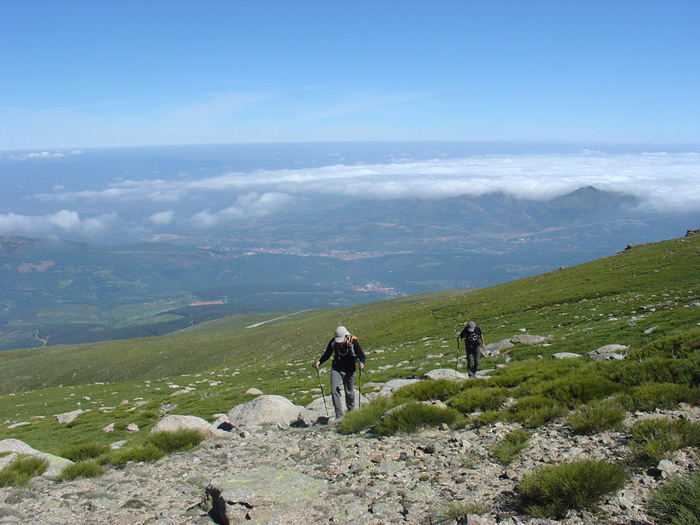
left=457, top=320, right=485, bottom=378
left=313, top=326, right=366, bottom=420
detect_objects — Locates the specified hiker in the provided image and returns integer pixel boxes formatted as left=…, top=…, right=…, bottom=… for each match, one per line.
left=457, top=320, right=485, bottom=378
left=313, top=325, right=366, bottom=419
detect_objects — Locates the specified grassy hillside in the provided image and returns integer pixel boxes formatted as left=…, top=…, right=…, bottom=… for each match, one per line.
left=1, top=233, right=699, bottom=454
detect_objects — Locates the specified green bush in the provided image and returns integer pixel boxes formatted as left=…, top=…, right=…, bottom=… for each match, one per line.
left=449, top=386, right=508, bottom=414
left=433, top=501, right=490, bottom=524
left=60, top=442, right=111, bottom=462
left=507, top=395, right=567, bottom=428
left=337, top=396, right=394, bottom=435
left=59, top=460, right=105, bottom=481
left=628, top=418, right=700, bottom=467
left=629, top=382, right=698, bottom=412
left=647, top=470, right=700, bottom=525
left=518, top=460, right=628, bottom=518
left=491, top=429, right=530, bottom=465
left=0, top=455, right=49, bottom=487
left=536, top=376, right=621, bottom=407
left=566, top=399, right=626, bottom=435
left=632, top=326, right=700, bottom=360
left=392, top=378, right=464, bottom=404
left=373, top=402, right=461, bottom=436
left=147, top=429, right=205, bottom=454
left=102, top=443, right=165, bottom=468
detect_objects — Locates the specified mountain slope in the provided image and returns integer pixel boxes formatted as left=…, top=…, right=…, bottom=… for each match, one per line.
left=1, top=231, right=699, bottom=398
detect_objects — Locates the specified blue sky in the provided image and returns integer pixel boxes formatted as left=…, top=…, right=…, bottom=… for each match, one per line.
left=1, top=0, right=699, bottom=150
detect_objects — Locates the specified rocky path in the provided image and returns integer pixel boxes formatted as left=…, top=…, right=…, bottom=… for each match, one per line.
left=4, top=408, right=696, bottom=525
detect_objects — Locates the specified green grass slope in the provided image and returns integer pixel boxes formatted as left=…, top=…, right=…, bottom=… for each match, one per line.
left=1, top=233, right=699, bottom=454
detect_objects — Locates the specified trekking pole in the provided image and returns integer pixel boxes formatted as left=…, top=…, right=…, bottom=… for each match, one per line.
left=358, top=367, right=363, bottom=408
left=455, top=339, right=460, bottom=371
left=316, top=367, right=329, bottom=417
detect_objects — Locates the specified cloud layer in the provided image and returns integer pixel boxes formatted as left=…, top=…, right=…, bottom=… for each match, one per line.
left=2, top=150, right=699, bottom=241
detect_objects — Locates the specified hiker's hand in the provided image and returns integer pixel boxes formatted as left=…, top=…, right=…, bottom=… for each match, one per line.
left=359, top=363, right=364, bottom=370
left=312, top=361, right=319, bottom=369
left=456, top=337, right=461, bottom=342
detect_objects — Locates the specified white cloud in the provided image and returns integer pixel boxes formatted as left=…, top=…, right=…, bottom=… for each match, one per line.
left=22, top=151, right=700, bottom=242
left=149, top=210, right=175, bottom=226
left=0, top=210, right=115, bottom=238
left=9, top=151, right=65, bottom=160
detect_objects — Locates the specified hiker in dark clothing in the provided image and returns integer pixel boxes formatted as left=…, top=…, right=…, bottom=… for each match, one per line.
left=457, top=320, right=485, bottom=378
left=313, top=325, right=366, bottom=419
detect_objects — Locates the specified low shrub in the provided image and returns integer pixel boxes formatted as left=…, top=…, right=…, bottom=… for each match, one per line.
left=449, top=386, right=508, bottom=414
left=60, top=442, right=111, bottom=462
left=337, top=396, right=394, bottom=435
left=566, top=399, right=626, bottom=435
left=0, top=455, right=49, bottom=487
left=59, top=460, right=105, bottom=481
left=147, top=429, right=205, bottom=454
left=373, top=402, right=461, bottom=436
left=632, top=326, right=700, bottom=360
left=433, top=501, right=490, bottom=524
left=102, top=443, right=165, bottom=468
left=629, top=382, right=698, bottom=412
left=518, top=460, right=628, bottom=518
left=535, top=376, right=621, bottom=407
left=392, top=378, right=465, bottom=404
left=647, top=470, right=700, bottom=525
left=470, top=410, right=503, bottom=428
left=491, top=429, right=531, bottom=465
left=506, top=395, right=567, bottom=428
left=628, top=418, right=700, bottom=467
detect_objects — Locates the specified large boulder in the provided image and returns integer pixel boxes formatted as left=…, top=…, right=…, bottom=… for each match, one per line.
left=227, top=395, right=303, bottom=428
left=150, top=414, right=211, bottom=434
left=0, top=439, right=73, bottom=480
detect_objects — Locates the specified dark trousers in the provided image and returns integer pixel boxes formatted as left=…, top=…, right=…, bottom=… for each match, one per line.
left=330, top=368, right=356, bottom=418
left=465, top=345, right=480, bottom=376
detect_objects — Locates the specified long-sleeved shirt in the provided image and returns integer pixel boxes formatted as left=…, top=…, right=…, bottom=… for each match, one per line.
left=318, top=336, right=366, bottom=373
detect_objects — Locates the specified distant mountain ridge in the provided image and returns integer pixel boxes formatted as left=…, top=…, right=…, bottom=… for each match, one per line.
left=0, top=186, right=696, bottom=351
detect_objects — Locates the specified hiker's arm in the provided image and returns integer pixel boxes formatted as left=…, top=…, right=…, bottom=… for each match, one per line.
left=315, top=341, right=333, bottom=368
left=355, top=340, right=366, bottom=368
left=480, top=333, right=485, bottom=347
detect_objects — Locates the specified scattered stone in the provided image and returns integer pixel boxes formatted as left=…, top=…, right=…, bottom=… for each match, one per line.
left=246, top=387, right=264, bottom=395
left=102, top=423, right=115, bottom=433
left=125, top=423, right=139, bottom=433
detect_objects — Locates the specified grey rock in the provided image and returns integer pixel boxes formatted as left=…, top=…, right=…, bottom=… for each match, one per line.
left=150, top=414, right=211, bottom=434
left=587, top=344, right=628, bottom=361
left=552, top=352, right=581, bottom=359
left=227, top=394, right=304, bottom=428
left=56, top=409, right=85, bottom=424
left=422, top=368, right=470, bottom=381
left=510, top=334, right=549, bottom=345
